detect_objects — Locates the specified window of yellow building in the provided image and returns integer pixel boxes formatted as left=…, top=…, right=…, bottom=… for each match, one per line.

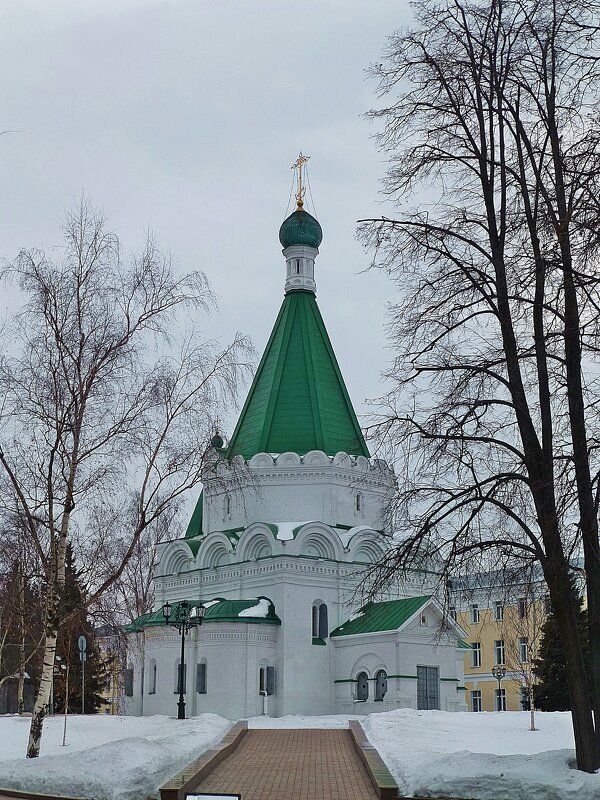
left=494, top=639, right=505, bottom=665
left=495, top=687, right=506, bottom=711
left=518, top=636, right=529, bottom=663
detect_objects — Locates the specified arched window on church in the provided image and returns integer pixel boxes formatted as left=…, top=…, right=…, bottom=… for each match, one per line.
left=375, top=669, right=387, bottom=702
left=148, top=659, right=157, bottom=694
left=356, top=492, right=363, bottom=513
left=259, top=665, right=275, bottom=695
left=311, top=601, right=328, bottom=642
left=356, top=671, right=369, bottom=702
left=224, top=494, right=231, bottom=517
left=196, top=661, right=207, bottom=694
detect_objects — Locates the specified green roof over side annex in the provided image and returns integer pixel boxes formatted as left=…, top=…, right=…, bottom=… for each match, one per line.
left=227, top=290, right=369, bottom=460
left=126, top=597, right=281, bottom=632
left=330, top=596, right=431, bottom=637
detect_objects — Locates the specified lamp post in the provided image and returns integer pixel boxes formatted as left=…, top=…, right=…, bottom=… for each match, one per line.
left=161, top=600, right=206, bottom=720
left=492, top=665, right=507, bottom=711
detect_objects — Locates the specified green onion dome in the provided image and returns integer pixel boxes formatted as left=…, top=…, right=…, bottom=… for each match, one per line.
left=279, top=207, right=323, bottom=249
left=210, top=432, right=224, bottom=450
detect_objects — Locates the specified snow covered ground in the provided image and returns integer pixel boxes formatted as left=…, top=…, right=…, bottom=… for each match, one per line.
left=362, top=709, right=600, bottom=800
left=0, top=713, right=230, bottom=800
left=0, top=710, right=598, bottom=800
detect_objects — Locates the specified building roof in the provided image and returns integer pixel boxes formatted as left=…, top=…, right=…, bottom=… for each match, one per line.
left=279, top=208, right=323, bottom=249
left=226, top=290, right=369, bottom=459
left=184, top=491, right=203, bottom=539
left=126, top=597, right=281, bottom=632
left=330, top=596, right=431, bottom=637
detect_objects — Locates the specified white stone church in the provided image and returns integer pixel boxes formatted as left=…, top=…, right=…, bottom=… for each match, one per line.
left=124, top=186, right=468, bottom=720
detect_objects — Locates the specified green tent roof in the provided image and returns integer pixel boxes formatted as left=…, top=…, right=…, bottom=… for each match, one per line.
left=184, top=491, right=203, bottom=539
left=126, top=597, right=281, bottom=632
left=330, top=596, right=431, bottom=637
left=227, top=290, right=369, bottom=459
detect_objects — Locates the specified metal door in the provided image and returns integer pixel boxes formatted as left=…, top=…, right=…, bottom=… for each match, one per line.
left=417, top=666, right=439, bottom=709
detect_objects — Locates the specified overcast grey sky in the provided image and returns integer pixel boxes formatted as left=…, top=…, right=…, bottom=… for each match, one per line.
left=0, top=0, right=413, bottom=436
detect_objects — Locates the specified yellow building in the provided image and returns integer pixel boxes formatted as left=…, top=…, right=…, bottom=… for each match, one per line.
left=452, top=587, right=547, bottom=712
left=95, top=625, right=126, bottom=715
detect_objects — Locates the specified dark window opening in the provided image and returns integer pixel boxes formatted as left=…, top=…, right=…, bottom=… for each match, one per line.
left=356, top=671, right=369, bottom=701
left=259, top=666, right=275, bottom=695
left=124, top=668, right=134, bottom=697
left=312, top=602, right=328, bottom=642
left=375, top=670, right=387, bottom=701
left=196, top=662, right=207, bottom=694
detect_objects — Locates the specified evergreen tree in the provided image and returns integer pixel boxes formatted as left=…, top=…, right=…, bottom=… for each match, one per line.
left=534, top=582, right=590, bottom=711
left=52, top=545, right=107, bottom=714
left=0, top=558, right=44, bottom=708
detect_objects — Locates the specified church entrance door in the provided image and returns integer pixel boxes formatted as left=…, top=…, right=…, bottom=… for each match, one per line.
left=416, top=665, right=439, bottom=710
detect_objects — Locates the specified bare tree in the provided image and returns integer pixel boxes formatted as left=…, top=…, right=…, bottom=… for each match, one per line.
left=500, top=591, right=545, bottom=731
left=0, top=200, right=253, bottom=757
left=360, top=0, right=600, bottom=771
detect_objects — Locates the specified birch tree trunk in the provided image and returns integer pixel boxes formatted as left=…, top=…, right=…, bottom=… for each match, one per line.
left=26, top=587, right=60, bottom=757
left=27, top=486, right=73, bottom=758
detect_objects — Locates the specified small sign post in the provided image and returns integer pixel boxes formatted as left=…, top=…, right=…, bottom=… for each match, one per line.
left=78, top=635, right=87, bottom=715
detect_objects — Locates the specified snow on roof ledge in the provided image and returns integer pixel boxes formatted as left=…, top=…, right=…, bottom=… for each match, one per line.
left=238, top=598, right=271, bottom=618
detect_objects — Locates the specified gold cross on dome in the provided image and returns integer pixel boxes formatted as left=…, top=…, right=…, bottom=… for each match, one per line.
left=291, top=152, right=310, bottom=209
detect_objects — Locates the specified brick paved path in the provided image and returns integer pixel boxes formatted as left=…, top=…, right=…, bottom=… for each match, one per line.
left=194, top=729, right=379, bottom=800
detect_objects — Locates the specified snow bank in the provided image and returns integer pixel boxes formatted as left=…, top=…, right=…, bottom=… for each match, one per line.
left=363, top=709, right=600, bottom=800
left=0, top=713, right=230, bottom=800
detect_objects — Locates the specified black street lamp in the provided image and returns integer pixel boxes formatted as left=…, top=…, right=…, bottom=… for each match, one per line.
left=492, top=665, right=507, bottom=711
left=161, top=600, right=206, bottom=720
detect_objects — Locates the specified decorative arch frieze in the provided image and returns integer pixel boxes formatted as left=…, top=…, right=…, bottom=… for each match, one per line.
left=249, top=453, right=275, bottom=468
left=161, top=543, right=194, bottom=576
left=197, top=532, right=233, bottom=569
left=347, top=529, right=385, bottom=564
left=236, top=522, right=278, bottom=562
left=352, top=543, right=383, bottom=564
left=293, top=522, right=342, bottom=561
left=333, top=451, right=352, bottom=467
left=302, top=449, right=329, bottom=466
left=355, top=455, right=370, bottom=473
left=276, top=451, right=302, bottom=467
